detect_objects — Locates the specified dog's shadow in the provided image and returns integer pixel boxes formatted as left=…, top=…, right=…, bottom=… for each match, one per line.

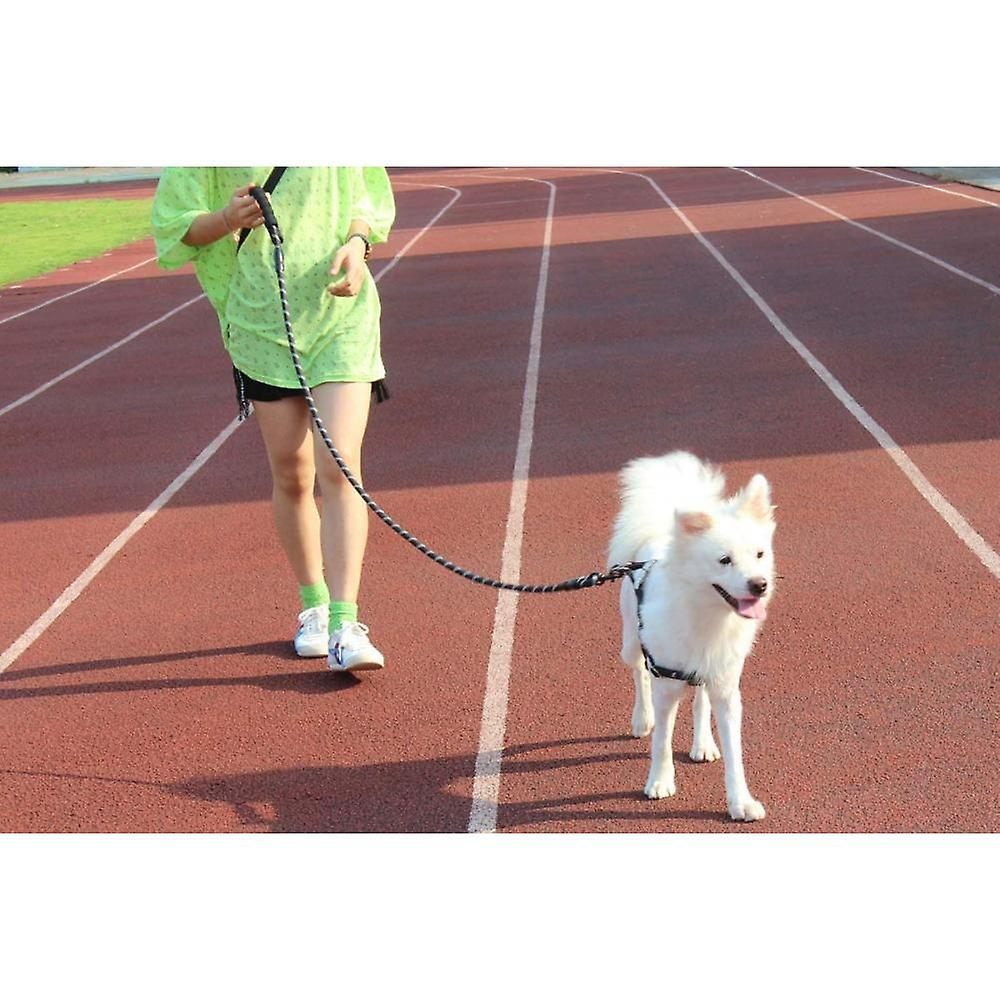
left=497, top=737, right=730, bottom=828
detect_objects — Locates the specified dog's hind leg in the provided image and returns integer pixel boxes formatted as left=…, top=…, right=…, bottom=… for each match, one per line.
left=620, top=583, right=653, bottom=737
left=689, top=686, right=721, bottom=762
left=629, top=658, right=653, bottom=738
left=644, top=679, right=685, bottom=799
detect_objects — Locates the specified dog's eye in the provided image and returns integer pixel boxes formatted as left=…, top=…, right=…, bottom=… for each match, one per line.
left=719, top=555, right=732, bottom=565
left=756, top=551, right=764, bottom=559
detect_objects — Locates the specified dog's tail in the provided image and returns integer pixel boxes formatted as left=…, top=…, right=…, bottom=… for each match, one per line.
left=608, top=451, right=726, bottom=567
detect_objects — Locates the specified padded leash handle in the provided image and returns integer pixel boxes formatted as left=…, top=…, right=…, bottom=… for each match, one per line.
left=248, top=185, right=282, bottom=245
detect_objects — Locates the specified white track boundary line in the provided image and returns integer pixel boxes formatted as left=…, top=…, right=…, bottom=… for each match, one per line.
left=0, top=182, right=465, bottom=677
left=851, top=167, right=1000, bottom=209
left=0, top=255, right=157, bottom=326
left=730, top=167, right=1000, bottom=297
left=619, top=170, right=1000, bottom=582
left=467, top=174, right=556, bottom=835
left=0, top=294, right=205, bottom=419
left=0, top=417, right=242, bottom=675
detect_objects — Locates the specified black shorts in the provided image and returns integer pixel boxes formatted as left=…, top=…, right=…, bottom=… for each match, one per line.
left=232, top=367, right=389, bottom=420
left=233, top=366, right=305, bottom=404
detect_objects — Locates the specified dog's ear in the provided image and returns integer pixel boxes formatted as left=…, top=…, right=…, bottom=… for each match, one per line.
left=676, top=510, right=713, bottom=534
left=737, top=474, right=774, bottom=522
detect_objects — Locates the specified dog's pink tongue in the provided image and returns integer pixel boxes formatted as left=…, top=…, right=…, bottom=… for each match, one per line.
left=738, top=598, right=767, bottom=620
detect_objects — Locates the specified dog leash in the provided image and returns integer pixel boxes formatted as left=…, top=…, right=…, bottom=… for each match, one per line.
left=247, top=182, right=642, bottom=595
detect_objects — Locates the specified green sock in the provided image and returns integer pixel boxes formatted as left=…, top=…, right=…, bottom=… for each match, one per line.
left=299, top=581, right=330, bottom=612
left=329, top=601, right=358, bottom=631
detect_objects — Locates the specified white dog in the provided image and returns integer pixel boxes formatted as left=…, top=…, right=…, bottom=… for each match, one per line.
left=609, top=451, right=776, bottom=821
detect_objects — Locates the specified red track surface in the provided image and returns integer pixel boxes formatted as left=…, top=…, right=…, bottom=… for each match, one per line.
left=1, top=167, right=996, bottom=833
left=0, top=178, right=159, bottom=203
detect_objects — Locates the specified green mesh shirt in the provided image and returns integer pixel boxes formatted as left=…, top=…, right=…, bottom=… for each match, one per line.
left=151, top=167, right=396, bottom=388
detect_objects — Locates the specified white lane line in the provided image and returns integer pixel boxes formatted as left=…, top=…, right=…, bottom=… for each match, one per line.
left=851, top=167, right=1000, bottom=209
left=0, top=182, right=465, bottom=676
left=618, top=169, right=1000, bottom=583
left=0, top=417, right=243, bottom=675
left=468, top=174, right=556, bottom=834
left=0, top=255, right=157, bottom=326
left=0, top=294, right=205, bottom=419
left=729, top=167, right=1000, bottom=297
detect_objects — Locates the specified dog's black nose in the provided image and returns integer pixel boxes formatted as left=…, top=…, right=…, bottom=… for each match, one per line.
left=748, top=577, right=768, bottom=597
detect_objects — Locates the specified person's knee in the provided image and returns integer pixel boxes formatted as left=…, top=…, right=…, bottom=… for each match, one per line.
left=315, top=449, right=362, bottom=493
left=271, top=456, right=316, bottom=499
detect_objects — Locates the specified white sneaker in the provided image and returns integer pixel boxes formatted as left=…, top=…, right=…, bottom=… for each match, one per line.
left=328, top=621, right=385, bottom=672
left=294, top=605, right=329, bottom=658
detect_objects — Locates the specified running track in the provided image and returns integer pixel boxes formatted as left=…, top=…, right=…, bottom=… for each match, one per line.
left=1, top=167, right=997, bottom=833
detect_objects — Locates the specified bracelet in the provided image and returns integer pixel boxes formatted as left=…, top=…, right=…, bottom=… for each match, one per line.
left=348, top=232, right=372, bottom=261
left=221, top=206, right=233, bottom=232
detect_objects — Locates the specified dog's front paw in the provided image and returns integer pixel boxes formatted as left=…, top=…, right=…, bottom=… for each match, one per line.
left=689, top=738, right=721, bottom=762
left=728, top=797, right=766, bottom=822
left=630, top=710, right=654, bottom=739
left=644, top=774, right=676, bottom=799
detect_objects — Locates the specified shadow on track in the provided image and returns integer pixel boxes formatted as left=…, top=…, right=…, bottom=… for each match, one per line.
left=0, top=642, right=361, bottom=697
left=0, top=734, right=736, bottom=832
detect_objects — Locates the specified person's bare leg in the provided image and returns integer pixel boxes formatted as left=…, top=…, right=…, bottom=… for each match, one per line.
left=252, top=396, right=323, bottom=588
left=309, top=382, right=372, bottom=604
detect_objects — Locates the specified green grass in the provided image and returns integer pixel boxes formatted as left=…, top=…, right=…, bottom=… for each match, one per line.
left=0, top=197, right=153, bottom=286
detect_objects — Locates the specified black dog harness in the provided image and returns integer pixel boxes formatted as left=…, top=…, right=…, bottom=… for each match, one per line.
left=628, top=562, right=703, bottom=686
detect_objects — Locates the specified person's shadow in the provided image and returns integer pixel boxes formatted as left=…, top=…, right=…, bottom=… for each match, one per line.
left=1, top=733, right=728, bottom=832
left=167, top=733, right=727, bottom=831
left=2, top=645, right=731, bottom=831
left=0, top=642, right=362, bottom=699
